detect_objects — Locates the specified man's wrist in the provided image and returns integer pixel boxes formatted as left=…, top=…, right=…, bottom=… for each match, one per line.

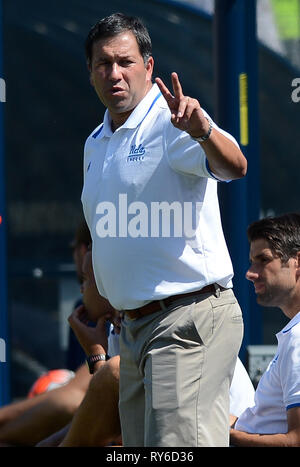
left=86, top=353, right=110, bottom=374
left=87, top=343, right=107, bottom=355
left=191, top=117, right=213, bottom=143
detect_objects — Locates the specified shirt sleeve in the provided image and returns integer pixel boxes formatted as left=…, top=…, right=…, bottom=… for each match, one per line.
left=164, top=119, right=213, bottom=178
left=107, top=325, right=120, bottom=358
left=83, top=138, right=92, bottom=183
left=164, top=109, right=239, bottom=181
left=280, top=330, right=300, bottom=410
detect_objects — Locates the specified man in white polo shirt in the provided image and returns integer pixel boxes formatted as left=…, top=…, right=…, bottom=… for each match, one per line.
left=82, top=12, right=247, bottom=446
left=230, top=213, right=300, bottom=447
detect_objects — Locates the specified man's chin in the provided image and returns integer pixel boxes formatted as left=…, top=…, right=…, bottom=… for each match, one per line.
left=256, top=293, right=274, bottom=307
left=256, top=294, right=270, bottom=306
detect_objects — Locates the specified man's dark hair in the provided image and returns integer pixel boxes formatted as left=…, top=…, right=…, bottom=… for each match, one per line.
left=247, top=212, right=300, bottom=263
left=85, top=12, right=152, bottom=66
left=71, top=219, right=91, bottom=250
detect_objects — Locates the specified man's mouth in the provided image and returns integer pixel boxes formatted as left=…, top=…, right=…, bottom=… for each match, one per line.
left=254, top=282, right=265, bottom=294
left=110, top=86, right=126, bottom=95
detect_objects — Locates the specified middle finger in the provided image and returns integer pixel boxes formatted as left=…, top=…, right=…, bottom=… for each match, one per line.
left=171, top=72, right=184, bottom=100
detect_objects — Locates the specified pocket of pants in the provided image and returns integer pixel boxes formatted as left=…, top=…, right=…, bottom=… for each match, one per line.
left=230, top=303, right=243, bottom=323
left=190, top=300, right=214, bottom=347
left=146, top=348, right=180, bottom=410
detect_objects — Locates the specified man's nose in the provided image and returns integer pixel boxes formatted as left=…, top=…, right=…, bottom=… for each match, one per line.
left=109, top=63, right=121, bottom=79
left=245, top=266, right=258, bottom=282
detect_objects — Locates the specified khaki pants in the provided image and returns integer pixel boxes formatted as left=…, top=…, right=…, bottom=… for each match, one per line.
left=119, top=288, right=243, bottom=447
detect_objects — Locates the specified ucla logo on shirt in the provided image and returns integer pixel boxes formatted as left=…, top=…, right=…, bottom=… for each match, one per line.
left=127, top=144, right=145, bottom=162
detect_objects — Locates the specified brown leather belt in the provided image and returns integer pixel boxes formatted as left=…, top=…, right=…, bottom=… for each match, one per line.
left=125, top=284, right=219, bottom=320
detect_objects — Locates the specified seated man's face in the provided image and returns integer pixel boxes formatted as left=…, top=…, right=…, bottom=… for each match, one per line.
left=81, top=251, right=114, bottom=322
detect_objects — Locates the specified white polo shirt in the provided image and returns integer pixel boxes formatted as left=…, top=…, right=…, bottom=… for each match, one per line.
left=108, top=324, right=120, bottom=358
left=230, top=357, right=255, bottom=418
left=235, top=312, right=300, bottom=434
left=82, top=83, right=237, bottom=310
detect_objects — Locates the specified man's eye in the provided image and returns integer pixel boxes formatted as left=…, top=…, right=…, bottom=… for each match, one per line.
left=120, top=60, right=133, bottom=66
left=260, top=257, right=270, bottom=264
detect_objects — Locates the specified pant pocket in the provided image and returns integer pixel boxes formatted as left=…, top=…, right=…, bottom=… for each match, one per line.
left=190, top=300, right=214, bottom=347
left=146, top=348, right=180, bottom=410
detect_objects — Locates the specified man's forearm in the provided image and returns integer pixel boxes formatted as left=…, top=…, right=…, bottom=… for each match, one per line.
left=230, top=428, right=300, bottom=447
left=201, top=128, right=247, bottom=180
left=0, top=368, right=90, bottom=446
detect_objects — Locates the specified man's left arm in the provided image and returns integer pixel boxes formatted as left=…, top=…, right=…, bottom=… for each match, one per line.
left=196, top=121, right=247, bottom=180
left=155, top=72, right=247, bottom=181
left=230, top=406, right=300, bottom=447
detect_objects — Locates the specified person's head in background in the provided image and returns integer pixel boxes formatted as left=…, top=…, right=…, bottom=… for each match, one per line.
left=246, top=212, right=300, bottom=318
left=80, top=250, right=115, bottom=323
left=71, top=219, right=92, bottom=284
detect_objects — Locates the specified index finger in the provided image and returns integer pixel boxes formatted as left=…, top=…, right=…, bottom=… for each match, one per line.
left=171, top=72, right=184, bottom=99
left=155, top=76, right=174, bottom=104
left=70, top=304, right=84, bottom=319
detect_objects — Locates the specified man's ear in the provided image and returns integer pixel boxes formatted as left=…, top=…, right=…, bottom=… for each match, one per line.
left=146, top=56, right=154, bottom=82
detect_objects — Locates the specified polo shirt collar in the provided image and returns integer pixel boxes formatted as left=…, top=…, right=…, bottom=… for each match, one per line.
left=121, top=83, right=161, bottom=129
left=277, top=311, right=300, bottom=340
left=99, top=83, right=162, bottom=138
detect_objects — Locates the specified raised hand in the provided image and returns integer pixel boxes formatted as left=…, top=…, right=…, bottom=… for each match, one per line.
left=155, top=72, right=210, bottom=138
left=68, top=304, right=110, bottom=355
